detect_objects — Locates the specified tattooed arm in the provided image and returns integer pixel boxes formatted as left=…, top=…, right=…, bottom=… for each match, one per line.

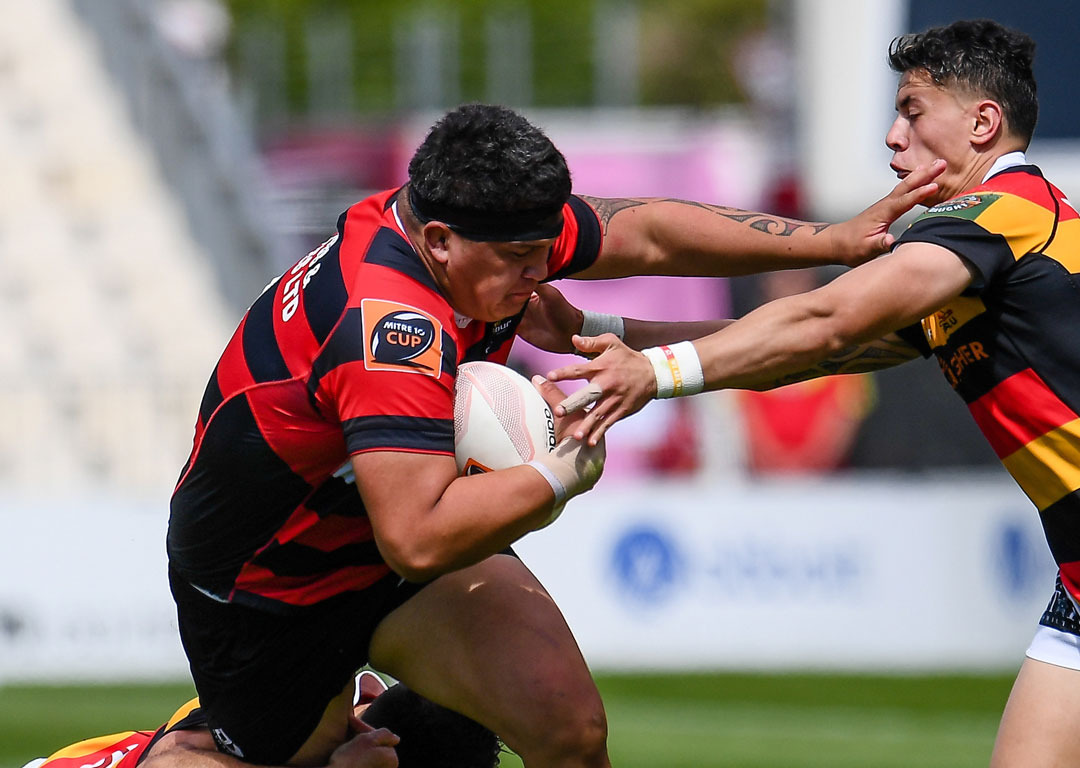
left=571, top=160, right=944, bottom=279
left=547, top=240, right=976, bottom=445
left=744, top=332, right=921, bottom=390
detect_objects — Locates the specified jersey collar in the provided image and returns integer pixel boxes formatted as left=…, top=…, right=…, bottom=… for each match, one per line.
left=983, top=151, right=1028, bottom=183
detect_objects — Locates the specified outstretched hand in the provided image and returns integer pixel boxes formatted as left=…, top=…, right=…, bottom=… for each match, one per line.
left=832, top=159, right=945, bottom=266
left=545, top=333, right=657, bottom=446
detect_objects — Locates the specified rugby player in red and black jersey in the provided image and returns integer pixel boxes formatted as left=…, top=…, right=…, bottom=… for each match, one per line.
left=551, top=19, right=1080, bottom=767
left=167, top=103, right=942, bottom=766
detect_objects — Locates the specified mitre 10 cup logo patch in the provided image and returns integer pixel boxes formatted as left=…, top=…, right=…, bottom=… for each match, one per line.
left=362, top=299, right=444, bottom=376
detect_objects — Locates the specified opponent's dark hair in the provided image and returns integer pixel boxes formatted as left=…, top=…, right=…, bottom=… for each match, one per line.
left=888, top=19, right=1037, bottom=145
left=407, top=103, right=571, bottom=217
left=361, top=684, right=502, bottom=768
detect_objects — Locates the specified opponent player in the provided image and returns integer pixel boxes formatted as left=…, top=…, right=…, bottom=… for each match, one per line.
left=23, top=674, right=500, bottom=768
left=167, top=102, right=943, bottom=766
left=548, top=19, right=1080, bottom=766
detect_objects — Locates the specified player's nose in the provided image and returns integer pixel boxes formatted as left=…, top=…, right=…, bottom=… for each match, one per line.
left=885, top=117, right=907, bottom=152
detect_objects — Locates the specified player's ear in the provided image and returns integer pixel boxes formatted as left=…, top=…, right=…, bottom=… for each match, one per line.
left=424, top=223, right=453, bottom=265
left=972, top=99, right=1003, bottom=146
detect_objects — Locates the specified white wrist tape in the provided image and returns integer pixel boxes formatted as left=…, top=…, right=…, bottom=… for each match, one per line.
left=581, top=310, right=625, bottom=339
left=642, top=341, right=705, bottom=399
left=527, top=437, right=606, bottom=506
left=525, top=457, right=567, bottom=505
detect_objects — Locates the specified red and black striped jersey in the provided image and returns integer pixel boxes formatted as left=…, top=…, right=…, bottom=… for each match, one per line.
left=168, top=189, right=602, bottom=611
left=896, top=163, right=1080, bottom=600
left=31, top=699, right=204, bottom=768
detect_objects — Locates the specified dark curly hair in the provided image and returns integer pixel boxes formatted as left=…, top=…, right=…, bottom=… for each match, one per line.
left=361, top=683, right=502, bottom=768
left=407, top=103, right=571, bottom=219
left=888, top=19, right=1038, bottom=145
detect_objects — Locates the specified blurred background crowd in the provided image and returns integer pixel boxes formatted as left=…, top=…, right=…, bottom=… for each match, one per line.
left=3, top=0, right=1079, bottom=688
left=13, top=0, right=1077, bottom=498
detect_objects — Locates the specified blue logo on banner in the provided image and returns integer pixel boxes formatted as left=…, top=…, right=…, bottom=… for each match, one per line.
left=995, top=520, right=1044, bottom=600
left=610, top=525, right=683, bottom=604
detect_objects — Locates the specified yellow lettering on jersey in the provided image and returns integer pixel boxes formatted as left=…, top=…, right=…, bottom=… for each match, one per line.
left=1002, top=419, right=1080, bottom=511
left=921, top=296, right=987, bottom=349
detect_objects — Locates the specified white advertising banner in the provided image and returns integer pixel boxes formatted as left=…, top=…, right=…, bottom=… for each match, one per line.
left=516, top=472, right=1057, bottom=671
left=0, top=494, right=189, bottom=683
left=0, top=473, right=1058, bottom=681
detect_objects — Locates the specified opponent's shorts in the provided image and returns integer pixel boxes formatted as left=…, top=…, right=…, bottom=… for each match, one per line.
left=1026, top=575, right=1080, bottom=671
left=169, top=566, right=423, bottom=764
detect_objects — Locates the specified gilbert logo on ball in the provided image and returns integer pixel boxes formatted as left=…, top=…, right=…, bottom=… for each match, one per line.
left=454, top=361, right=557, bottom=476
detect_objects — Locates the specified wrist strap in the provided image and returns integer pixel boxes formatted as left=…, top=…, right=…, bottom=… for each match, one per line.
left=526, top=459, right=568, bottom=504
left=642, top=341, right=705, bottom=398
left=581, top=310, right=625, bottom=340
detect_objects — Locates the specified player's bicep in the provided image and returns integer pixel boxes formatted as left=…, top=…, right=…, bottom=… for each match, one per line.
left=571, top=194, right=657, bottom=278
left=351, top=450, right=459, bottom=570
left=352, top=451, right=457, bottom=529
left=811, top=240, right=976, bottom=346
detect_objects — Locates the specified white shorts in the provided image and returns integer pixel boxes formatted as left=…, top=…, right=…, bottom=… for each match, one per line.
left=1026, top=625, right=1080, bottom=670
left=1026, top=576, right=1080, bottom=672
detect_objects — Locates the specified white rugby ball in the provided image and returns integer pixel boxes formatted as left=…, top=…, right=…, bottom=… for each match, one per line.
left=454, top=361, right=557, bottom=476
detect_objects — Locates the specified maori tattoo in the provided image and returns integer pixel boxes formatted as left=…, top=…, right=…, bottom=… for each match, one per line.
left=580, top=196, right=649, bottom=235
left=769, top=333, right=921, bottom=388
left=580, top=195, right=830, bottom=237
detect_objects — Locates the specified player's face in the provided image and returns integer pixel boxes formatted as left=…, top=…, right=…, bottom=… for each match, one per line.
left=445, top=235, right=555, bottom=322
left=886, top=69, right=978, bottom=204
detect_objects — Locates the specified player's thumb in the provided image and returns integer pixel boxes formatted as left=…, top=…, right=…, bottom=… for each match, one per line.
left=572, top=332, right=618, bottom=359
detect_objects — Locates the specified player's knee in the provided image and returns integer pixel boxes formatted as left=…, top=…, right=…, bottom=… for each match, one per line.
left=526, top=691, right=608, bottom=767
left=558, top=705, right=608, bottom=766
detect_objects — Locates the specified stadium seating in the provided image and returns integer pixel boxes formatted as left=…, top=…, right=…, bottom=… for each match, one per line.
left=0, top=0, right=233, bottom=494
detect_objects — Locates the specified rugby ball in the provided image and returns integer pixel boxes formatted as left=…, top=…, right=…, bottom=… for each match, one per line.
left=454, top=361, right=557, bottom=476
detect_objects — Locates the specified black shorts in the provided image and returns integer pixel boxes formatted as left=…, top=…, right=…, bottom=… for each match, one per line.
left=169, top=566, right=423, bottom=764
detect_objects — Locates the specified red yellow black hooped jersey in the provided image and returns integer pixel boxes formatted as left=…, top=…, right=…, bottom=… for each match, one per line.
left=895, top=164, right=1080, bottom=599
left=31, top=699, right=204, bottom=768
left=168, top=189, right=602, bottom=611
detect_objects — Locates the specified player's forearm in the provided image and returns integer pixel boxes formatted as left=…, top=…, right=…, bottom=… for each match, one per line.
left=621, top=317, right=734, bottom=350
left=386, top=467, right=557, bottom=582
left=577, top=196, right=837, bottom=279
left=692, top=295, right=859, bottom=392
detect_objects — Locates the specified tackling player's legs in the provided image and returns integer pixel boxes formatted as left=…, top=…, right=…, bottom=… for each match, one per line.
left=990, top=657, right=1080, bottom=766
left=367, top=553, right=609, bottom=768
left=991, top=580, right=1080, bottom=767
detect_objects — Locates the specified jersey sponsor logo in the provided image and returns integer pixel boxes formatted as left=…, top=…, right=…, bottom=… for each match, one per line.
left=362, top=299, right=444, bottom=376
left=920, top=296, right=987, bottom=349
left=935, top=340, right=990, bottom=388
left=80, top=744, right=140, bottom=768
left=281, top=234, right=339, bottom=321
left=44, top=739, right=142, bottom=768
left=921, top=193, right=1001, bottom=220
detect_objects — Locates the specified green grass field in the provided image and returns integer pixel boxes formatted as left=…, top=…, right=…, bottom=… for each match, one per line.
left=0, top=671, right=1016, bottom=768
